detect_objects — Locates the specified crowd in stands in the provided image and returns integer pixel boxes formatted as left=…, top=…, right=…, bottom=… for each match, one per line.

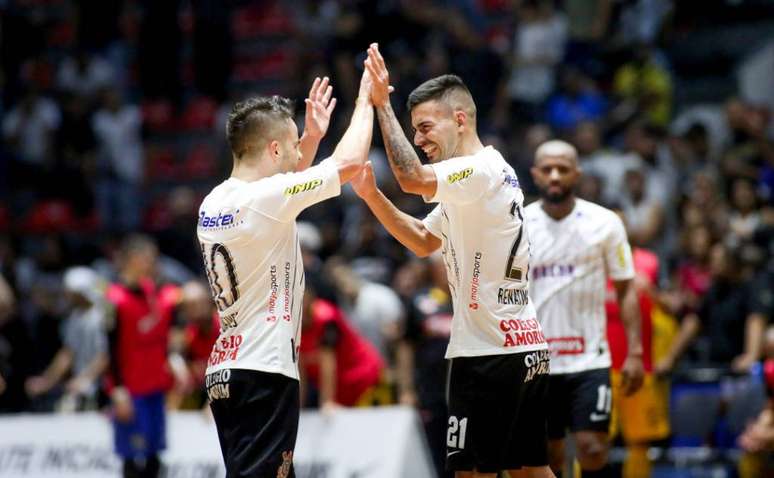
left=0, top=0, right=773, bottom=475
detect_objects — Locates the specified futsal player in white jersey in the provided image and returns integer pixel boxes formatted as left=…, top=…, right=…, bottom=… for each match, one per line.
left=525, top=140, right=645, bottom=478
left=351, top=43, right=555, bottom=478
left=197, top=69, right=374, bottom=477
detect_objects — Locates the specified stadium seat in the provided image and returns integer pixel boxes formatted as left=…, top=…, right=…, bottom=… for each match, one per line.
left=181, top=97, right=217, bottom=131
left=232, top=2, right=292, bottom=39
left=142, top=100, right=177, bottom=133
left=183, top=143, right=218, bottom=179
left=146, top=145, right=179, bottom=180
left=23, top=200, right=79, bottom=233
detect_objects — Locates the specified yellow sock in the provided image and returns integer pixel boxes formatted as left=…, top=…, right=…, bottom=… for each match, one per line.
left=623, top=445, right=651, bottom=478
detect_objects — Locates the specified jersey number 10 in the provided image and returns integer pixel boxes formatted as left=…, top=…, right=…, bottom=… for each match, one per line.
left=201, top=242, right=241, bottom=312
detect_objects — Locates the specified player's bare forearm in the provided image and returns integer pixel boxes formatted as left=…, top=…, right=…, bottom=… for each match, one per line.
left=744, top=313, right=766, bottom=359
left=376, top=103, right=436, bottom=196
left=666, top=314, right=701, bottom=364
left=319, top=348, right=337, bottom=405
left=614, top=279, right=643, bottom=358
left=331, top=98, right=374, bottom=182
left=360, top=187, right=440, bottom=257
left=298, top=132, right=322, bottom=171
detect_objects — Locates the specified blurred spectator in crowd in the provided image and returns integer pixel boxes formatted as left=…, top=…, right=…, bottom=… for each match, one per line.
left=326, top=258, right=404, bottom=361
left=499, top=0, right=567, bottom=125
left=56, top=51, right=115, bottom=103
left=623, top=120, right=677, bottom=206
left=612, top=44, right=673, bottom=128
left=656, top=243, right=767, bottom=375
left=739, top=326, right=774, bottom=456
left=577, top=120, right=640, bottom=206
left=105, top=235, right=186, bottom=478
left=721, top=98, right=774, bottom=184
left=55, top=93, right=96, bottom=217
left=299, top=278, right=386, bottom=413
left=545, top=67, right=607, bottom=133
left=24, top=267, right=108, bottom=412
left=396, top=253, right=453, bottom=478
left=172, top=281, right=219, bottom=410
left=727, top=178, right=762, bottom=247
left=92, top=88, right=144, bottom=233
left=606, top=239, right=674, bottom=478
left=669, top=225, right=714, bottom=315
left=2, top=86, right=61, bottom=189
left=621, top=161, right=665, bottom=251
left=0, top=274, right=32, bottom=413
left=156, top=187, right=203, bottom=275
left=562, top=0, right=612, bottom=76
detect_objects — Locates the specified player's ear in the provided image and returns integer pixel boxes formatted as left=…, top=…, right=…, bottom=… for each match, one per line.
left=455, top=110, right=466, bottom=131
left=269, top=140, right=281, bottom=162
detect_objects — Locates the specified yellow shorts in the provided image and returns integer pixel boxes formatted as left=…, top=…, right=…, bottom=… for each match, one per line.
left=610, top=371, right=670, bottom=443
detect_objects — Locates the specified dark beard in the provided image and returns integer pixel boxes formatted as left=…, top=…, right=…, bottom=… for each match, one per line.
left=539, top=187, right=572, bottom=204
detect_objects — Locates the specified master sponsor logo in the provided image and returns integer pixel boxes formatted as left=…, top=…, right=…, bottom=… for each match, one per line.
left=547, top=336, right=585, bottom=355
left=497, top=287, right=529, bottom=305
left=284, top=179, right=322, bottom=196
left=198, top=209, right=242, bottom=229
left=447, top=167, right=473, bottom=184
left=468, top=252, right=482, bottom=310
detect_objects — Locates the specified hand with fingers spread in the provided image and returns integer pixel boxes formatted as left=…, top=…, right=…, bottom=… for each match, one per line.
left=364, top=43, right=393, bottom=107
left=304, top=76, right=337, bottom=141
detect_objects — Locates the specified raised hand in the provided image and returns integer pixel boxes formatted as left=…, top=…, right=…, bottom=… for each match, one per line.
left=350, top=161, right=378, bottom=199
left=364, top=43, right=392, bottom=107
left=304, top=76, right=337, bottom=140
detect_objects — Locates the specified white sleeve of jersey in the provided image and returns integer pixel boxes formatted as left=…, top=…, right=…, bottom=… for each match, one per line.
left=425, top=155, right=493, bottom=205
left=604, top=212, right=636, bottom=281
left=422, top=204, right=444, bottom=239
left=245, top=158, right=341, bottom=222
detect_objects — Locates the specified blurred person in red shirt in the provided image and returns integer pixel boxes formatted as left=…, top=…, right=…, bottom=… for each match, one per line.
left=299, top=278, right=385, bottom=413
left=606, top=247, right=675, bottom=478
left=174, top=281, right=220, bottom=409
left=105, top=235, right=187, bottom=478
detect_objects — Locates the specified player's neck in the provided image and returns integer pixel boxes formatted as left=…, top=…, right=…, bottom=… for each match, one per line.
left=230, top=157, right=275, bottom=182
left=454, top=135, right=484, bottom=158
left=541, top=196, right=576, bottom=221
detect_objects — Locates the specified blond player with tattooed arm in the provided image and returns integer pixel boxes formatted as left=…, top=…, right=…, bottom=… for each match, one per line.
left=351, top=43, right=555, bottom=478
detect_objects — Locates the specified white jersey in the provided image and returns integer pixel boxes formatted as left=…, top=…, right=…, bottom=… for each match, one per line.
left=197, top=160, right=341, bottom=380
left=423, top=146, right=547, bottom=359
left=525, top=198, right=635, bottom=374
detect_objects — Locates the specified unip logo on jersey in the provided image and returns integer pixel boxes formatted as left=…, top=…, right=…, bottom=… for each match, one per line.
left=284, top=179, right=323, bottom=196
left=447, top=168, right=473, bottom=184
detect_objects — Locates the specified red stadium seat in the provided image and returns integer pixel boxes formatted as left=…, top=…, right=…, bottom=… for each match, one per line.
left=232, top=2, right=293, bottom=39
left=146, top=145, right=179, bottom=180
left=142, top=100, right=177, bottom=133
left=184, top=143, right=218, bottom=179
left=0, top=203, right=8, bottom=232
left=181, top=97, right=217, bottom=131
left=23, top=200, right=79, bottom=233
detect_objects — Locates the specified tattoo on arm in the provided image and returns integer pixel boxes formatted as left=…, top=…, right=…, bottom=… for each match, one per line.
left=376, top=103, right=423, bottom=177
